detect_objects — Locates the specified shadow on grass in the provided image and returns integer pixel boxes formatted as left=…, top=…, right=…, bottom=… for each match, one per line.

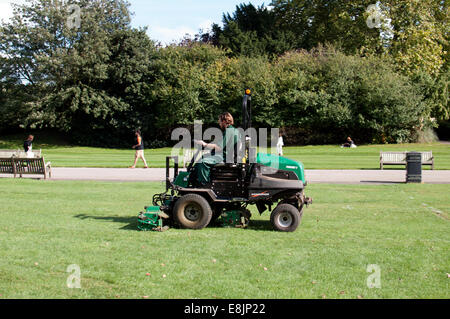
left=360, top=181, right=406, bottom=184
left=359, top=168, right=402, bottom=170
left=75, top=214, right=275, bottom=232
left=208, top=219, right=274, bottom=231
left=246, top=220, right=274, bottom=231
left=74, top=214, right=138, bottom=231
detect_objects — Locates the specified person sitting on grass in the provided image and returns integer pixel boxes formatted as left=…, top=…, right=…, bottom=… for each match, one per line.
left=130, top=130, right=149, bottom=169
left=342, top=137, right=357, bottom=148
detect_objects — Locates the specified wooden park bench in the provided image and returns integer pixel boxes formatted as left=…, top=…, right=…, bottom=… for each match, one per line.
left=14, top=150, right=42, bottom=158
left=0, top=149, right=42, bottom=158
left=14, top=157, right=52, bottom=179
left=0, top=149, right=20, bottom=158
left=0, top=156, right=52, bottom=179
left=0, top=158, right=16, bottom=176
left=380, top=151, right=434, bottom=170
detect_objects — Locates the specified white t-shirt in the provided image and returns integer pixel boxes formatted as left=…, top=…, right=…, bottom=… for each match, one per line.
left=277, top=136, right=284, bottom=155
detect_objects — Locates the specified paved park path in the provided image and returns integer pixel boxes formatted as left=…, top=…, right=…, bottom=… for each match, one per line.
left=39, top=168, right=450, bottom=184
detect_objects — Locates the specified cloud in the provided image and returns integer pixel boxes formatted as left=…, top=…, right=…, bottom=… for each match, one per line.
left=198, top=19, right=213, bottom=33
left=148, top=19, right=213, bottom=45
left=0, top=0, right=25, bottom=23
left=0, top=1, right=216, bottom=46
left=150, top=25, right=196, bottom=44
left=0, top=1, right=14, bottom=22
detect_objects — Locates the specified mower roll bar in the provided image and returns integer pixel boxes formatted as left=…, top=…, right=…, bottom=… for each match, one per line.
left=166, top=156, right=179, bottom=191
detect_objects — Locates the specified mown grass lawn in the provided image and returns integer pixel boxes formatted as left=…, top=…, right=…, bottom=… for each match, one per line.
left=1, top=132, right=449, bottom=169
left=38, top=143, right=450, bottom=170
left=0, top=180, right=448, bottom=299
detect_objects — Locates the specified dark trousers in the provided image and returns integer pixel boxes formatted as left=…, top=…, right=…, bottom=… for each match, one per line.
left=194, top=155, right=223, bottom=185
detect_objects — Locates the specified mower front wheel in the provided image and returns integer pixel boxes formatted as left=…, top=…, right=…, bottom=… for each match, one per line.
left=270, top=204, right=303, bottom=232
left=173, top=194, right=213, bottom=230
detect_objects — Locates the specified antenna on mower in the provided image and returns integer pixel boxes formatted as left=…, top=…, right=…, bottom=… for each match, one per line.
left=242, top=89, right=252, bottom=130
left=242, top=89, right=256, bottom=163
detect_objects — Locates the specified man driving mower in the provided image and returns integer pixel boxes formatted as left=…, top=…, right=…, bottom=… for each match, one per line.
left=139, top=89, right=312, bottom=232
left=192, top=112, right=241, bottom=187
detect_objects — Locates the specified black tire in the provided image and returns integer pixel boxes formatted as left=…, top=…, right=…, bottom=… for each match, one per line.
left=173, top=194, right=213, bottom=229
left=270, top=204, right=303, bottom=232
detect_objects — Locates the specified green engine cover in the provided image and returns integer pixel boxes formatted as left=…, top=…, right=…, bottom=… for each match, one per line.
left=256, top=153, right=306, bottom=183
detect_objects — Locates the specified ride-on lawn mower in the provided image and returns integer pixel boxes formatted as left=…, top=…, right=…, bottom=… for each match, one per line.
left=138, top=89, right=312, bottom=232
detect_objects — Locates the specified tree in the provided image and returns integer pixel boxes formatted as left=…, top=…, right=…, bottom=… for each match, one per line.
left=150, top=43, right=229, bottom=130
left=382, top=0, right=448, bottom=76
left=270, top=0, right=448, bottom=75
left=0, top=0, right=158, bottom=147
left=0, top=56, right=35, bottom=133
left=411, top=69, right=449, bottom=121
left=270, top=0, right=391, bottom=55
left=269, top=0, right=448, bottom=121
left=273, top=46, right=428, bottom=144
left=205, top=3, right=298, bottom=57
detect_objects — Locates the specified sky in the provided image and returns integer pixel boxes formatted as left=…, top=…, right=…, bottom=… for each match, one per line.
left=129, top=0, right=268, bottom=44
left=0, top=0, right=268, bottom=44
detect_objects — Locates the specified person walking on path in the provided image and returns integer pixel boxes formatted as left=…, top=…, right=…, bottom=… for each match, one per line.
left=130, top=130, right=148, bottom=169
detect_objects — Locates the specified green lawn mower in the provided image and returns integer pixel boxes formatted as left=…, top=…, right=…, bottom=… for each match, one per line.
left=138, top=90, right=312, bottom=232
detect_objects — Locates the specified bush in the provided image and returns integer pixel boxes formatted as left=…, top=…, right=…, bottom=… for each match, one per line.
left=2, top=40, right=434, bottom=147
left=413, top=127, right=439, bottom=144
left=273, top=46, right=428, bottom=144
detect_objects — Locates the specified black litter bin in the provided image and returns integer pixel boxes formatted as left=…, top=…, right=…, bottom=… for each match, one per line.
left=406, top=152, right=422, bottom=183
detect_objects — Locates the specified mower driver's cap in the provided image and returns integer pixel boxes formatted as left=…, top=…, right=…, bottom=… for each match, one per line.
left=245, top=89, right=252, bottom=95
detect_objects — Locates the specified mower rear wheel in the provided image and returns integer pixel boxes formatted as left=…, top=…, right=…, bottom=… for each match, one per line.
left=173, top=194, right=213, bottom=229
left=270, top=204, right=303, bottom=232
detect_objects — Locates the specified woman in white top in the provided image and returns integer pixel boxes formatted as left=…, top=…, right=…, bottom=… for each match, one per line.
left=24, top=135, right=35, bottom=158
left=277, top=133, right=284, bottom=156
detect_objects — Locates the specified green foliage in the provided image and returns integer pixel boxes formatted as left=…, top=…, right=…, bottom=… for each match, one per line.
left=150, top=43, right=278, bottom=130
left=410, top=69, right=449, bottom=121
left=271, top=0, right=390, bottom=54
left=273, top=46, right=427, bottom=144
left=150, top=44, right=430, bottom=144
left=150, top=43, right=227, bottom=129
left=0, top=0, right=447, bottom=146
left=205, top=0, right=448, bottom=121
left=0, top=0, right=158, bottom=147
left=383, top=0, right=448, bottom=77
left=206, top=3, right=297, bottom=58
left=270, top=0, right=448, bottom=77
